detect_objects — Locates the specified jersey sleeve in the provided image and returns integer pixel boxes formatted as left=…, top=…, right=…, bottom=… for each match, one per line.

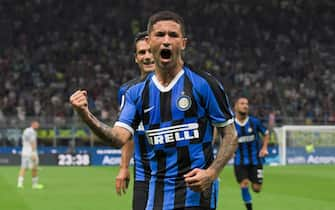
left=202, top=74, right=234, bottom=127
left=114, top=88, right=140, bottom=135
left=117, top=86, right=126, bottom=110
left=255, top=118, right=269, bottom=135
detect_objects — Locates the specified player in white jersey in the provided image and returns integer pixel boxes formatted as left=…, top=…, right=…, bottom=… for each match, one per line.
left=17, top=120, right=44, bottom=189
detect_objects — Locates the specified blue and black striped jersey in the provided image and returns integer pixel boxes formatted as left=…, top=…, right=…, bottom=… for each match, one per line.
left=118, top=77, right=152, bottom=182
left=234, top=116, right=269, bottom=166
left=115, top=66, right=234, bottom=210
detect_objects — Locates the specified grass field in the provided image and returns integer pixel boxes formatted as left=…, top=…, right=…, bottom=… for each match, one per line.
left=0, top=165, right=334, bottom=210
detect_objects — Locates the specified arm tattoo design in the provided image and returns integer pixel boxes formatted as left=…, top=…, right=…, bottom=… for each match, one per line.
left=80, top=111, right=124, bottom=147
left=209, top=124, right=238, bottom=176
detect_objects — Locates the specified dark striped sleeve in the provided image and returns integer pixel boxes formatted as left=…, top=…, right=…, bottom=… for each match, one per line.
left=118, top=85, right=126, bottom=110
left=197, top=72, right=234, bottom=127
left=118, top=78, right=141, bottom=110
left=255, top=117, right=269, bottom=135
left=115, top=80, right=143, bottom=135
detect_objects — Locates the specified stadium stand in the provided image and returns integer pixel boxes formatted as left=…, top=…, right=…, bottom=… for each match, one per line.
left=0, top=0, right=334, bottom=128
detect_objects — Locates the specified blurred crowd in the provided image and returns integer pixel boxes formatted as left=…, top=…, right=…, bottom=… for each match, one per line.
left=0, top=0, right=334, bottom=127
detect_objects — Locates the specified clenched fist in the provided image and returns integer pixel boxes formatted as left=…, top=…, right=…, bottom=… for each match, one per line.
left=184, top=168, right=216, bottom=192
left=69, top=90, right=89, bottom=113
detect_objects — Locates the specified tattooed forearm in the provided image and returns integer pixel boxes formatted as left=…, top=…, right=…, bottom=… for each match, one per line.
left=208, top=123, right=238, bottom=177
left=79, top=110, right=124, bottom=147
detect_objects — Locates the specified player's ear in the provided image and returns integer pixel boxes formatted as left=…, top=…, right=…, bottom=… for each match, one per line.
left=181, top=37, right=187, bottom=50
left=145, top=35, right=150, bottom=44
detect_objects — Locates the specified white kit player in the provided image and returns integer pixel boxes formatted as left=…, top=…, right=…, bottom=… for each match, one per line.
left=17, top=121, right=44, bottom=189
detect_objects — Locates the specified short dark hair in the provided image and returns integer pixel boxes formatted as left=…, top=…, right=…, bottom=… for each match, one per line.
left=133, top=31, right=148, bottom=53
left=147, top=10, right=185, bottom=36
left=234, top=96, right=248, bottom=105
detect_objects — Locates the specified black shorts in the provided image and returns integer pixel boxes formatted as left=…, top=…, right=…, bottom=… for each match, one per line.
left=133, top=181, right=215, bottom=210
left=133, top=181, right=149, bottom=210
left=174, top=208, right=215, bottom=210
left=234, top=164, right=263, bottom=184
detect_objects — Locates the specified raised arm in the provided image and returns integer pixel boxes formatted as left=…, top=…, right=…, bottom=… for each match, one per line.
left=69, top=90, right=131, bottom=147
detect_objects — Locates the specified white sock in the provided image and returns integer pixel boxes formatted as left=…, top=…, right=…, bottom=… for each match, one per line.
left=32, top=177, right=39, bottom=186
left=18, top=176, right=24, bottom=186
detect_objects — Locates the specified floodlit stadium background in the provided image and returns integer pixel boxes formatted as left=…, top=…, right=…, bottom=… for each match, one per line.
left=0, top=1, right=334, bottom=210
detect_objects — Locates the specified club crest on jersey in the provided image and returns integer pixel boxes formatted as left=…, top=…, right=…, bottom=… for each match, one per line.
left=248, top=127, right=253, bottom=133
left=176, top=95, right=192, bottom=111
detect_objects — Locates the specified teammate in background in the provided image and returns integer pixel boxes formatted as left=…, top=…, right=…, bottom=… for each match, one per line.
left=233, top=97, right=270, bottom=210
left=115, top=31, right=155, bottom=210
left=17, top=120, right=44, bottom=189
left=70, top=10, right=237, bottom=210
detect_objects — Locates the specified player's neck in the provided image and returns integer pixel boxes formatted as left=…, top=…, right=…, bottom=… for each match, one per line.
left=236, top=114, right=248, bottom=122
left=155, top=62, right=183, bottom=87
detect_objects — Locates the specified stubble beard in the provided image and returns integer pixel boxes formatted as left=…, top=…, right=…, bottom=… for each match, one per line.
left=238, top=111, right=248, bottom=116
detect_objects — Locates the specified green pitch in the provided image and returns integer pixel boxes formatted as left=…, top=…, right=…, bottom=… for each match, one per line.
left=0, top=165, right=334, bottom=210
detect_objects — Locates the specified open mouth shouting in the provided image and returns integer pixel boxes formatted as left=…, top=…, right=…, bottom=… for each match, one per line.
left=160, top=49, right=172, bottom=63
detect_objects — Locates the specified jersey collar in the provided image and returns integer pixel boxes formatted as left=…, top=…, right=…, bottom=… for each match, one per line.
left=234, top=116, right=249, bottom=126
left=152, top=69, right=184, bottom=92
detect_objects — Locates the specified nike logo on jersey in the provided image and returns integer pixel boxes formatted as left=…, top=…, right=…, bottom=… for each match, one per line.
left=144, top=106, right=155, bottom=113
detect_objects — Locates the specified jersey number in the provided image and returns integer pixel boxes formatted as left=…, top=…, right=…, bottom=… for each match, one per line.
left=257, top=169, right=263, bottom=178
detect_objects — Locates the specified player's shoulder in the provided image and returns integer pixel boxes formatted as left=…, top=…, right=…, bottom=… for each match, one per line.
left=23, top=127, right=32, bottom=132
left=248, top=115, right=258, bottom=121
left=120, top=77, right=142, bottom=92
left=23, top=127, right=35, bottom=135
left=248, top=115, right=262, bottom=124
left=123, top=73, right=152, bottom=89
left=126, top=73, right=154, bottom=95
left=183, top=65, right=224, bottom=89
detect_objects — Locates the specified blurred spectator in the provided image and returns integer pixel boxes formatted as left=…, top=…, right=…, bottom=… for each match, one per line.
left=0, top=0, right=334, bottom=126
